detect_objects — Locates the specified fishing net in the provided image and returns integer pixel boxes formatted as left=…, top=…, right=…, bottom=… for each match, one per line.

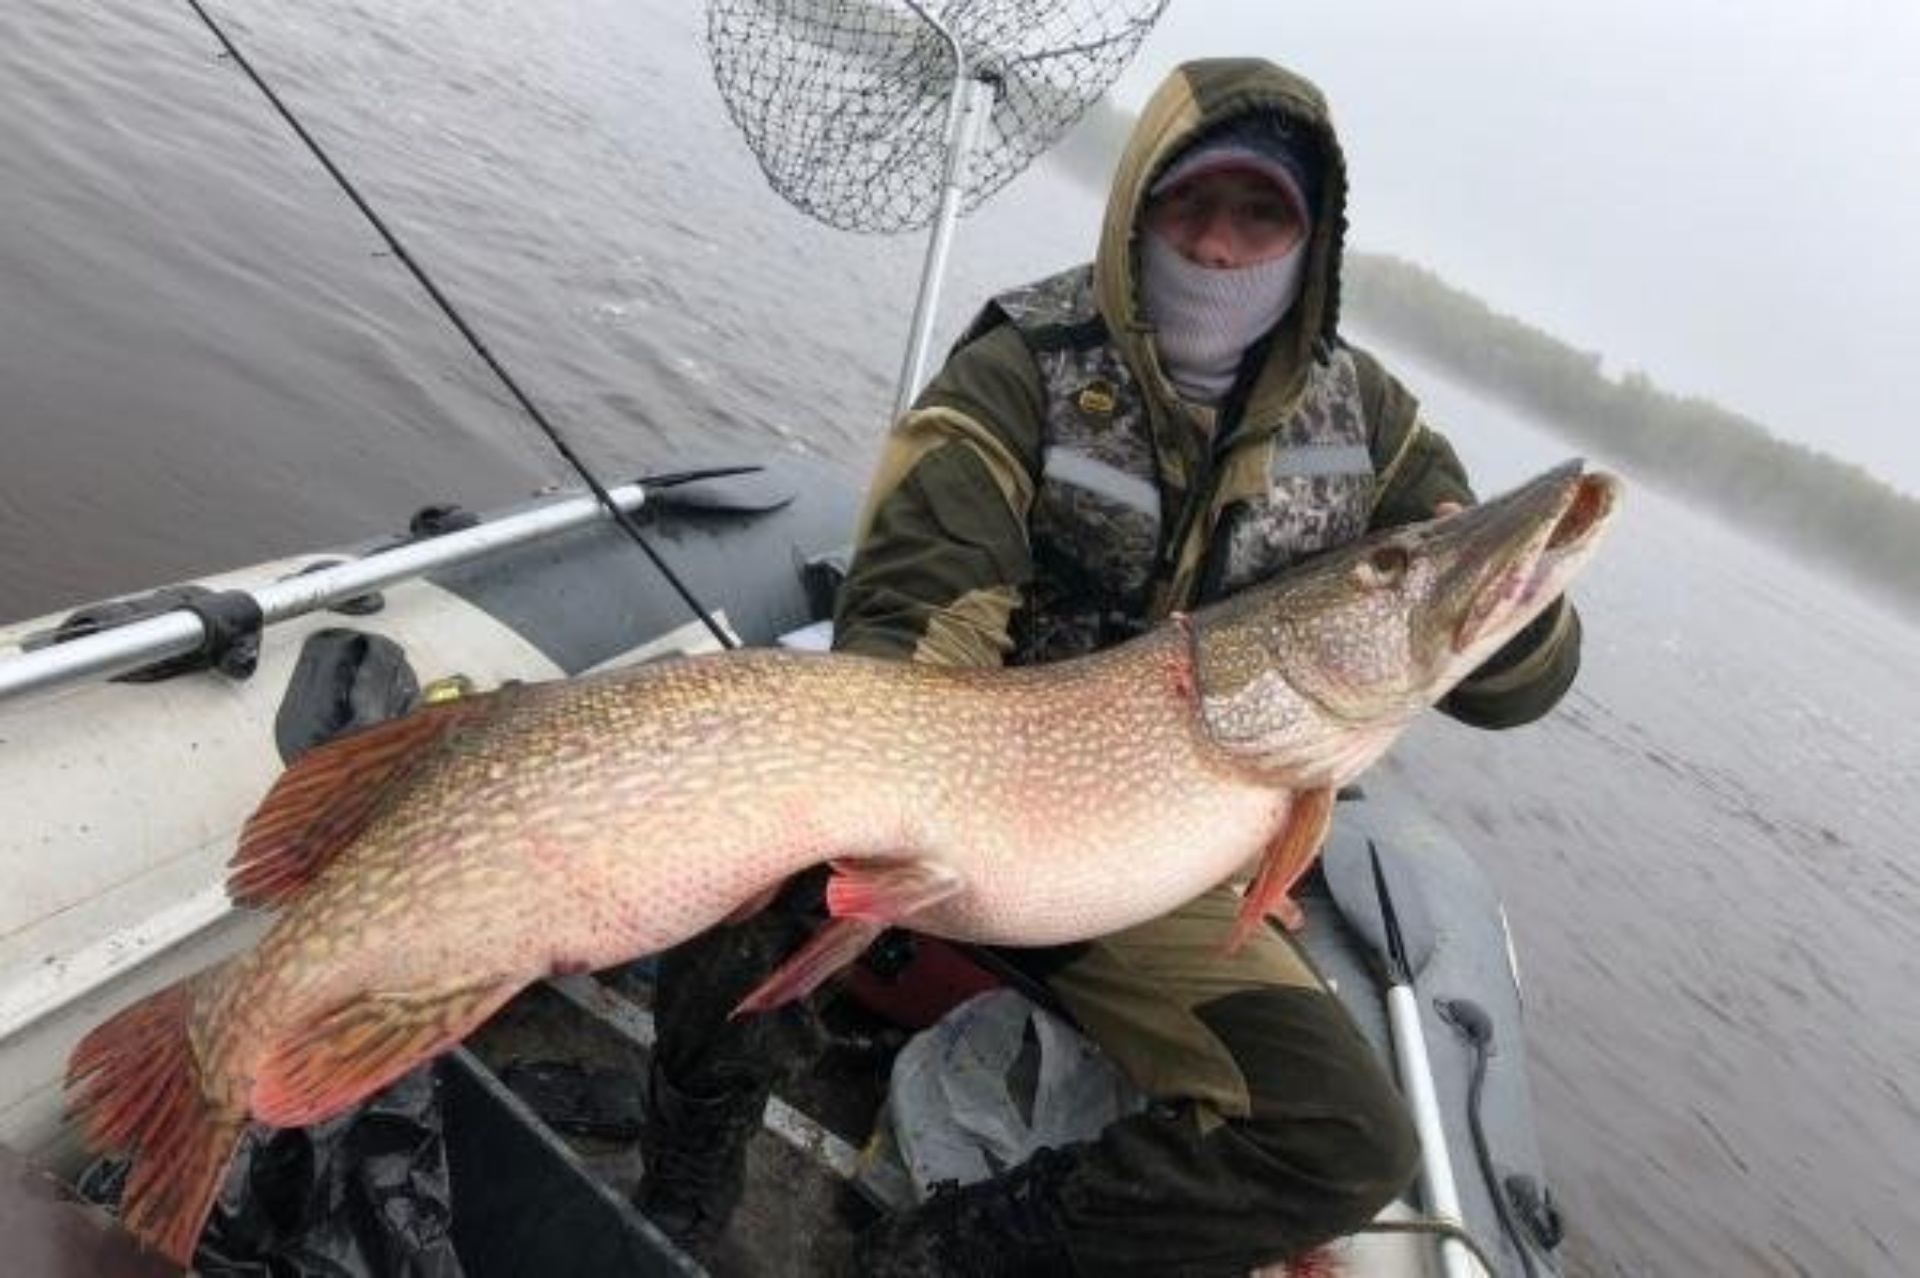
left=707, top=0, right=1169, bottom=233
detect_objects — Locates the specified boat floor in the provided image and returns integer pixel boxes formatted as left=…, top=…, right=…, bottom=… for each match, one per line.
left=467, top=969, right=899, bottom=1276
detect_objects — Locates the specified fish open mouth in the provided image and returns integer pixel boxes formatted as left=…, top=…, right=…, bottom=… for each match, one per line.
left=1548, top=472, right=1619, bottom=552
left=1452, top=468, right=1620, bottom=654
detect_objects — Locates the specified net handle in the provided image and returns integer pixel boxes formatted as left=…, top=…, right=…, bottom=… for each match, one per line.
left=890, top=5, right=998, bottom=417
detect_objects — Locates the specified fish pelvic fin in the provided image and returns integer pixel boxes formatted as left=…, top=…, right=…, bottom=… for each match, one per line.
left=731, top=917, right=885, bottom=1018
left=252, top=976, right=519, bottom=1128
left=824, top=857, right=964, bottom=923
left=732, top=859, right=966, bottom=1017
left=229, top=694, right=498, bottom=909
left=65, top=969, right=245, bottom=1267
left=1227, top=786, right=1335, bottom=954
left=721, top=880, right=784, bottom=926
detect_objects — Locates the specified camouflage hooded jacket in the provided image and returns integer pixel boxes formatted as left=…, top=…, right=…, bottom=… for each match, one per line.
left=833, top=59, right=1579, bottom=728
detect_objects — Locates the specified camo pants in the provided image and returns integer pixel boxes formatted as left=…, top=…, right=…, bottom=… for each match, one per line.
left=1008, top=884, right=1420, bottom=1275
left=652, top=880, right=1417, bottom=1276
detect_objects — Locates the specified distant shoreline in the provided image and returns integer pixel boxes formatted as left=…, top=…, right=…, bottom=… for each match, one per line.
left=1340, top=253, right=1920, bottom=619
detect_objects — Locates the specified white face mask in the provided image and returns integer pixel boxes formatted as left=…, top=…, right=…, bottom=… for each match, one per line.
left=1140, top=232, right=1308, bottom=406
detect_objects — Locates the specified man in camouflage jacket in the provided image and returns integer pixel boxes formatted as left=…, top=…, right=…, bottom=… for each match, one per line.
left=638, top=58, right=1581, bottom=1276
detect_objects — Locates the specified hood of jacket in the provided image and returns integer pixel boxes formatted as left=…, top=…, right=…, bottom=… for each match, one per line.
left=1095, top=59, right=1351, bottom=430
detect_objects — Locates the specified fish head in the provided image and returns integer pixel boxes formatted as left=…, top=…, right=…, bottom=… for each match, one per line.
left=1193, top=461, right=1620, bottom=776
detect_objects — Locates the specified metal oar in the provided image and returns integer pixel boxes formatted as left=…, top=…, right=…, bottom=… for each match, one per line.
left=0, top=467, right=773, bottom=706
left=1364, top=838, right=1478, bottom=1278
left=1322, top=826, right=1481, bottom=1277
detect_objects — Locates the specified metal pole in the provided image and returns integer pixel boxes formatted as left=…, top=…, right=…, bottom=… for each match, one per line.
left=1385, top=985, right=1480, bottom=1278
left=1367, top=841, right=1480, bottom=1276
left=892, top=8, right=996, bottom=418
left=0, top=481, right=650, bottom=705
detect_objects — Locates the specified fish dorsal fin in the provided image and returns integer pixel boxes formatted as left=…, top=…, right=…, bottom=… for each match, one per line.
left=251, top=977, right=519, bottom=1128
left=229, top=695, right=495, bottom=909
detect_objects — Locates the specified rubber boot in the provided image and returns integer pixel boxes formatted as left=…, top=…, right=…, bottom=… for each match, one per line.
left=631, top=1060, right=771, bottom=1254
left=632, top=877, right=823, bottom=1255
left=855, top=1146, right=1081, bottom=1277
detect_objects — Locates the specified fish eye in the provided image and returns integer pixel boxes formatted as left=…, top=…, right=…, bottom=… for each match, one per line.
left=1355, top=544, right=1410, bottom=589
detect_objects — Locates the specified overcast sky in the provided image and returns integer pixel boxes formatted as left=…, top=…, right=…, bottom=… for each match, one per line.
left=1096, top=1, right=1920, bottom=496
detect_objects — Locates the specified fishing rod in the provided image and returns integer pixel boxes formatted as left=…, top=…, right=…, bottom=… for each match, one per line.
left=178, top=0, right=736, bottom=653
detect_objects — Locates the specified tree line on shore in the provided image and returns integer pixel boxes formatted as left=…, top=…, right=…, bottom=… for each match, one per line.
left=1340, top=253, right=1920, bottom=616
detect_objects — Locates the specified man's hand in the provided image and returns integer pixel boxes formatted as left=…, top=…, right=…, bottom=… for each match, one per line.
left=1433, top=500, right=1465, bottom=518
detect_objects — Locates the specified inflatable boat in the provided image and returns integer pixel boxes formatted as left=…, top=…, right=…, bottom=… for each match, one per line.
left=0, top=457, right=1564, bottom=1276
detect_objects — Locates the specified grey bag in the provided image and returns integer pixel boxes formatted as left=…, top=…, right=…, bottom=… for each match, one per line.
left=886, top=989, right=1143, bottom=1199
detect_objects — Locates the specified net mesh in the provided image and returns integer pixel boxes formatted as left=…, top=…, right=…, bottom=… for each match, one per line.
left=708, top=0, right=1168, bottom=234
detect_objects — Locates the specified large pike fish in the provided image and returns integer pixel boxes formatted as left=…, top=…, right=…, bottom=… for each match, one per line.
left=68, top=462, right=1617, bottom=1264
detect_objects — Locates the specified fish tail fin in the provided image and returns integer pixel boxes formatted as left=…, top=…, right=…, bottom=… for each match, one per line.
left=66, top=971, right=245, bottom=1267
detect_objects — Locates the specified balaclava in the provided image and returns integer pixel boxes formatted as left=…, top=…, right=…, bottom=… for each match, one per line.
left=1141, top=116, right=1321, bottom=406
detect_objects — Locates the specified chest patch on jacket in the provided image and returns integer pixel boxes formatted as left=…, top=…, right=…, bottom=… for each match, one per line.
left=1213, top=348, right=1374, bottom=596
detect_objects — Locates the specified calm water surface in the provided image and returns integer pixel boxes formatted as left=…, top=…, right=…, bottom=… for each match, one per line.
left=5, top=3, right=1918, bottom=1274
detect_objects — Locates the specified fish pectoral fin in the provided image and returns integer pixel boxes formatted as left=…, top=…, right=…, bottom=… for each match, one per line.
left=823, top=858, right=964, bottom=923
left=229, top=693, right=500, bottom=910
left=252, top=976, right=520, bottom=1128
left=1227, top=786, right=1336, bottom=955
left=731, top=917, right=885, bottom=1018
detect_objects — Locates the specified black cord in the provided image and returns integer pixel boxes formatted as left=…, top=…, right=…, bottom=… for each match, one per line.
left=179, top=0, right=738, bottom=651
left=1439, top=998, right=1542, bottom=1278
